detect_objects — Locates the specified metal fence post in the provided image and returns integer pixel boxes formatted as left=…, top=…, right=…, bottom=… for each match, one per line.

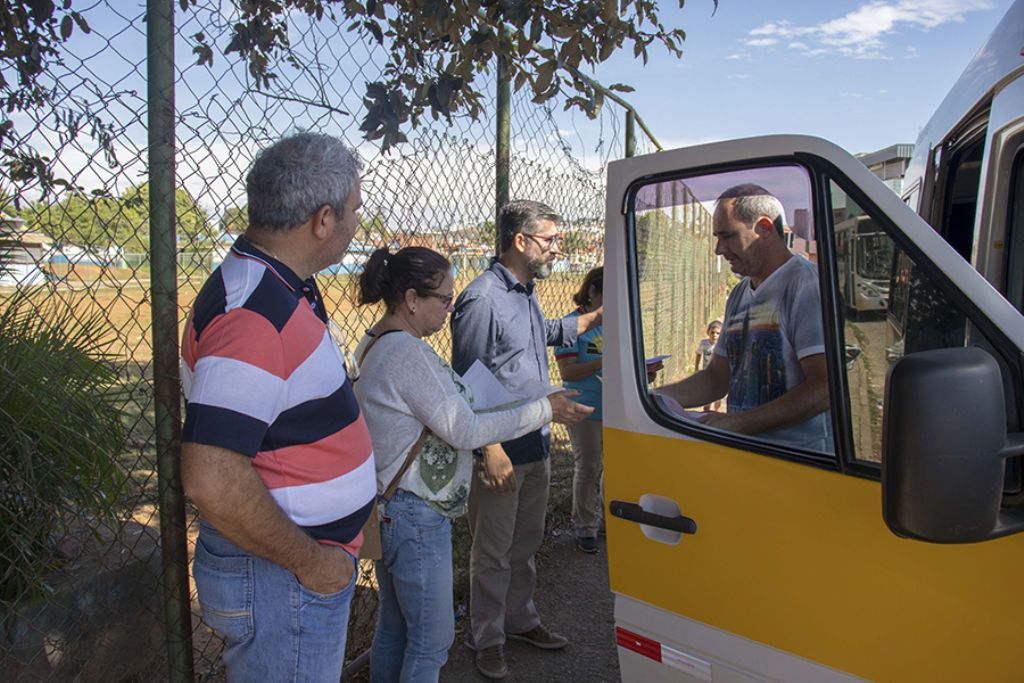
left=147, top=0, right=195, bottom=680
left=495, top=51, right=511, bottom=254
left=625, top=110, right=636, bottom=158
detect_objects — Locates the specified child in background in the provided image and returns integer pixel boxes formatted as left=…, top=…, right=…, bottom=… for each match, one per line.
left=694, top=320, right=723, bottom=412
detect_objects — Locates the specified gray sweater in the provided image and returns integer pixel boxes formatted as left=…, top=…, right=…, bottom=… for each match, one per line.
left=353, top=330, right=552, bottom=496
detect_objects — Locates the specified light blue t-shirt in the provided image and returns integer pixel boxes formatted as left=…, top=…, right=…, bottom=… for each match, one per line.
left=556, top=311, right=602, bottom=421
left=718, top=256, right=832, bottom=452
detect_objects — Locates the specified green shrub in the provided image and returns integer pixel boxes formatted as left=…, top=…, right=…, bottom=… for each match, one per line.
left=0, top=291, right=127, bottom=605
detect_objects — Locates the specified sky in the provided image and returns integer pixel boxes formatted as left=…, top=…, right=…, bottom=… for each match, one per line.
left=559, top=0, right=1017, bottom=156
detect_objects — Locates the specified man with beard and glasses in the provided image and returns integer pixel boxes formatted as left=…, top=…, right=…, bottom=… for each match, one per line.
left=451, top=200, right=602, bottom=679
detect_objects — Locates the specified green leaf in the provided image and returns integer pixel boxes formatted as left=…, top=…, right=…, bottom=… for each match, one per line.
left=467, top=28, right=492, bottom=45
left=529, top=14, right=543, bottom=43
left=533, top=61, right=556, bottom=94
left=517, top=35, right=532, bottom=58
left=552, top=23, right=576, bottom=39
left=365, top=20, right=383, bottom=43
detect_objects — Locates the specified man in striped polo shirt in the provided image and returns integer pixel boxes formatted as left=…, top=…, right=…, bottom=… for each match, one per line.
left=181, top=132, right=374, bottom=682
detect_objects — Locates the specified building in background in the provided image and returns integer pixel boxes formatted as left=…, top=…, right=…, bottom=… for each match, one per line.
left=0, top=212, right=51, bottom=287
left=857, top=144, right=913, bottom=195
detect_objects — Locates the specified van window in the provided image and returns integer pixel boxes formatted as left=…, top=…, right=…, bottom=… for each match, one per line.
left=1007, top=147, right=1024, bottom=314
left=832, top=177, right=1021, bottom=473
left=938, top=134, right=985, bottom=261
left=630, top=165, right=836, bottom=461
left=833, top=181, right=972, bottom=462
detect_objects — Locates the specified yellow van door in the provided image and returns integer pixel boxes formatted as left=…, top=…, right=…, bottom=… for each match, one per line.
left=602, top=136, right=1024, bottom=683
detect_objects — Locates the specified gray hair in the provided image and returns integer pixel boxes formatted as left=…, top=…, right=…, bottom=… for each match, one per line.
left=245, top=132, right=362, bottom=232
left=497, top=199, right=562, bottom=253
left=716, top=183, right=785, bottom=238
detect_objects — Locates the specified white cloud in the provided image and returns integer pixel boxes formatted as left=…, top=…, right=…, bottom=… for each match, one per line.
left=728, top=74, right=752, bottom=80
left=840, top=92, right=864, bottom=98
left=748, top=0, right=994, bottom=59
left=789, top=41, right=830, bottom=57
left=748, top=37, right=778, bottom=48
left=725, top=52, right=747, bottom=60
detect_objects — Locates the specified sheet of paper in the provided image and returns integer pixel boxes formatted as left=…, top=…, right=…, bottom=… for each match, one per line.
left=461, top=360, right=518, bottom=411
left=645, top=354, right=671, bottom=365
left=652, top=393, right=709, bottom=422
left=461, top=360, right=562, bottom=412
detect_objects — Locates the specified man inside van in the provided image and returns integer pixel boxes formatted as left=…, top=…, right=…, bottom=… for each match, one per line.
left=654, top=183, right=832, bottom=451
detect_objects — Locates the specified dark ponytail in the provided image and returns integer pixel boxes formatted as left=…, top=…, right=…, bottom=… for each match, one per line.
left=358, top=248, right=392, bottom=305
left=357, top=246, right=451, bottom=310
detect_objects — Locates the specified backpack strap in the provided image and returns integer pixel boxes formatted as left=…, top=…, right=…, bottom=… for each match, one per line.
left=356, top=328, right=403, bottom=368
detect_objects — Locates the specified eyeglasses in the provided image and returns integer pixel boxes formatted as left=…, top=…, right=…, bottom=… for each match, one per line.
left=423, top=291, right=455, bottom=308
left=524, top=232, right=562, bottom=252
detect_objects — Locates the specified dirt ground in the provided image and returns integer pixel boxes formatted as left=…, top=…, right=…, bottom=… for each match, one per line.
left=432, top=436, right=621, bottom=682
left=441, top=527, right=620, bottom=682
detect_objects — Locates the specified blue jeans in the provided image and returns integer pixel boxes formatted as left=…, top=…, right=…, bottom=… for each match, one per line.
left=371, top=489, right=454, bottom=683
left=192, top=520, right=357, bottom=683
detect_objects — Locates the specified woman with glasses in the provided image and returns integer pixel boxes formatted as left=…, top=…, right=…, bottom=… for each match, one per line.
left=353, top=246, right=585, bottom=683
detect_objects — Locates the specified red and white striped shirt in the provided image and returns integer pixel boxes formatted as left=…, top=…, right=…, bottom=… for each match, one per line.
left=181, top=236, right=374, bottom=556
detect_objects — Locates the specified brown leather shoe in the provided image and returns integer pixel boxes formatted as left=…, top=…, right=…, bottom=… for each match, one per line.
left=475, top=645, right=508, bottom=679
left=507, top=623, right=568, bottom=650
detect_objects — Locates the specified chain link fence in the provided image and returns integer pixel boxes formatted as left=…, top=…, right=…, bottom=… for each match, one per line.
left=0, top=2, right=694, bottom=680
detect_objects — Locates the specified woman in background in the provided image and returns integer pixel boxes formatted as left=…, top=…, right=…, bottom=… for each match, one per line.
left=555, top=266, right=605, bottom=554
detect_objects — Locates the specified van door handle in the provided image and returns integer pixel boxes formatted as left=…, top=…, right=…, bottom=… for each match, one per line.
left=609, top=500, right=698, bottom=535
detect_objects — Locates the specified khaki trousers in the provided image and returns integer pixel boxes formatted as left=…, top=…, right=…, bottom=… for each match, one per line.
left=467, top=457, right=550, bottom=650
left=567, top=419, right=604, bottom=537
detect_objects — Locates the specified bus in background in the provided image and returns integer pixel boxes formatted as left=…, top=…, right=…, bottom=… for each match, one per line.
left=835, top=214, right=893, bottom=317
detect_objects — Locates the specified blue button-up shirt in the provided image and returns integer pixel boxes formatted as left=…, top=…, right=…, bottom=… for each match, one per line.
left=451, top=259, right=578, bottom=464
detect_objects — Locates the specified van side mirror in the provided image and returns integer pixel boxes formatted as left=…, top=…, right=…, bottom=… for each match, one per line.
left=882, top=347, right=1024, bottom=543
